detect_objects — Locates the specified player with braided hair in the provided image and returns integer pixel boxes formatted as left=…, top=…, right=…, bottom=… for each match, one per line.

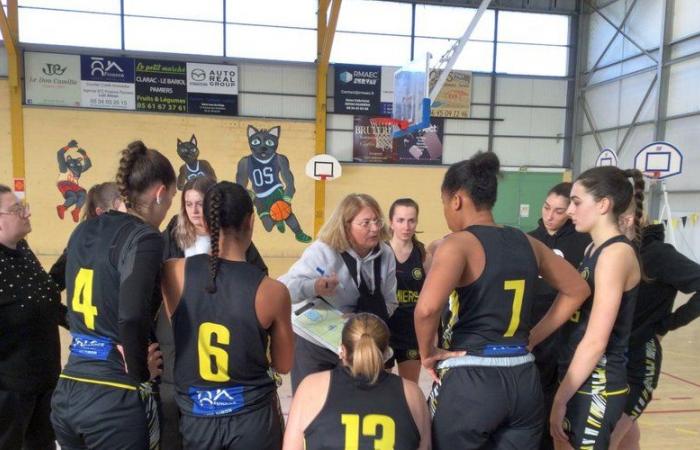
left=161, top=181, right=294, bottom=450
left=51, top=140, right=176, bottom=449
left=531, top=166, right=645, bottom=450
left=608, top=185, right=700, bottom=450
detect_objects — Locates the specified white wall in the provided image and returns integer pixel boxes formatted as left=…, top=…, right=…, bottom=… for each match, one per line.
left=578, top=0, right=700, bottom=205
left=237, top=62, right=316, bottom=120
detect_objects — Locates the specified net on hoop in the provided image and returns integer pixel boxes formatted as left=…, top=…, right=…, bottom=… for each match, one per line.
left=369, top=118, right=408, bottom=151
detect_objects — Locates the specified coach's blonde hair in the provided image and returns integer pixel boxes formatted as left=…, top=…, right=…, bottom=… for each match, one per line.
left=317, top=193, right=390, bottom=252
left=342, top=313, right=390, bottom=384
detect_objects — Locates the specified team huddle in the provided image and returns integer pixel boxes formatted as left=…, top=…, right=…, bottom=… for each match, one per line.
left=1, top=140, right=699, bottom=450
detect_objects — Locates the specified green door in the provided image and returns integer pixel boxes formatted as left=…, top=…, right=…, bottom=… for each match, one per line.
left=493, top=170, right=564, bottom=231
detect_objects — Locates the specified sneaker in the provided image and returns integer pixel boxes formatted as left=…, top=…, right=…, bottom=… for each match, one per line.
left=295, top=232, right=312, bottom=243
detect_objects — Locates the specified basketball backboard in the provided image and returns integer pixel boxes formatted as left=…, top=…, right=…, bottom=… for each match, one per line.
left=306, top=154, right=342, bottom=181
left=595, top=148, right=618, bottom=167
left=392, top=54, right=431, bottom=139
left=634, top=141, right=682, bottom=179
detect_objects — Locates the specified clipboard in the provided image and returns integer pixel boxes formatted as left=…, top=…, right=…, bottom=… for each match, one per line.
left=292, top=297, right=346, bottom=354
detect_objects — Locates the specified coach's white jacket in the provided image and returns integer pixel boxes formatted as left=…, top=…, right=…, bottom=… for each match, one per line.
left=279, top=240, right=398, bottom=317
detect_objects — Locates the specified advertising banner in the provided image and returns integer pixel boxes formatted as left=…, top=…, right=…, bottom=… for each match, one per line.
left=135, top=59, right=187, bottom=114
left=80, top=55, right=135, bottom=110
left=186, top=62, right=238, bottom=115
left=25, top=52, right=81, bottom=107
left=429, top=70, right=472, bottom=118
left=353, top=116, right=444, bottom=165
left=334, top=64, right=382, bottom=115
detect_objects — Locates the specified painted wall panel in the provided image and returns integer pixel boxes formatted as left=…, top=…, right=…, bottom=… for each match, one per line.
left=21, top=107, right=316, bottom=257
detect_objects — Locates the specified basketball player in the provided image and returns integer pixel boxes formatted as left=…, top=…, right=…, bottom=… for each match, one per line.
left=415, top=152, right=590, bottom=450
left=161, top=181, right=294, bottom=450
left=387, top=198, right=428, bottom=382
left=537, top=166, right=644, bottom=450
left=284, top=313, right=430, bottom=450
left=51, top=141, right=177, bottom=449
left=608, top=207, right=700, bottom=449
left=529, top=182, right=591, bottom=450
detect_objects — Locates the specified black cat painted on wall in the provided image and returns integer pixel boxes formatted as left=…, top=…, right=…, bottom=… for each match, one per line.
left=176, top=134, right=216, bottom=190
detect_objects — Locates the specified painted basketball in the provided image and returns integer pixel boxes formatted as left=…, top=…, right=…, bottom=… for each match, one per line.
left=270, top=200, right=292, bottom=222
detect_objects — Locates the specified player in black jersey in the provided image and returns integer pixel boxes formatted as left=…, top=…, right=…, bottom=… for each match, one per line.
left=161, top=181, right=294, bottom=450
left=387, top=198, right=428, bottom=383
left=534, top=166, right=644, bottom=450
left=51, top=141, right=176, bottom=449
left=607, top=209, right=700, bottom=450
left=284, top=313, right=430, bottom=450
left=415, top=152, right=590, bottom=450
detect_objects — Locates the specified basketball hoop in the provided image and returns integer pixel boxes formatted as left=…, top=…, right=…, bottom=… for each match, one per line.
left=368, top=117, right=410, bottom=130
left=369, top=117, right=406, bottom=151
left=306, top=154, right=341, bottom=181
left=652, top=171, right=661, bottom=180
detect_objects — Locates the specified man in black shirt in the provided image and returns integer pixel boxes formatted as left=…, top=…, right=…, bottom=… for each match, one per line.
left=0, top=185, right=65, bottom=450
left=528, top=182, right=591, bottom=450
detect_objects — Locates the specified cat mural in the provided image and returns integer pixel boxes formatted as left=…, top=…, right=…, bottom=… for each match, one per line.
left=236, top=125, right=311, bottom=243
left=56, top=140, right=92, bottom=223
left=176, top=134, right=217, bottom=190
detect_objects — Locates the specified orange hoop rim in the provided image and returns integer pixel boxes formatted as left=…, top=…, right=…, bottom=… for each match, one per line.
left=369, top=117, right=410, bottom=130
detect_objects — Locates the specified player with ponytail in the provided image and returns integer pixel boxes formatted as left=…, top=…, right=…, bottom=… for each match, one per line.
left=609, top=180, right=700, bottom=449
left=51, top=141, right=176, bottom=449
left=416, top=152, right=589, bottom=450
left=537, top=166, right=644, bottom=449
left=284, top=313, right=431, bottom=450
left=161, top=181, right=293, bottom=450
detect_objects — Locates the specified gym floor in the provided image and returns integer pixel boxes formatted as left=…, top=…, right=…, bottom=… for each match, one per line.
left=50, top=256, right=700, bottom=447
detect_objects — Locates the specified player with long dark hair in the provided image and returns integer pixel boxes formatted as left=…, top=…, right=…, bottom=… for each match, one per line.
left=161, top=181, right=294, bottom=450
left=416, top=152, right=589, bottom=449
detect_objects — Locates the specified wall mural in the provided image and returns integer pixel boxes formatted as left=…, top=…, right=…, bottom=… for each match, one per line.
left=236, top=125, right=311, bottom=243
left=176, top=134, right=217, bottom=189
left=56, top=140, right=92, bottom=222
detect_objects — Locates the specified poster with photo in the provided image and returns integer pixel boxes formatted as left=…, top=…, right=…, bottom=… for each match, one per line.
left=186, top=62, right=238, bottom=116
left=25, top=52, right=81, bottom=107
left=80, top=55, right=135, bottom=110
left=352, top=116, right=444, bottom=165
left=352, top=116, right=395, bottom=163
left=135, top=59, right=187, bottom=114
left=393, top=117, right=444, bottom=165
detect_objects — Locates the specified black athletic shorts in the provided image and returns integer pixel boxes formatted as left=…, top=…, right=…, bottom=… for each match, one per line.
left=385, top=347, right=421, bottom=368
left=179, top=393, right=284, bottom=450
left=291, top=335, right=338, bottom=393
left=430, top=361, right=543, bottom=450
left=51, top=377, right=153, bottom=450
left=562, top=388, right=627, bottom=449
left=625, top=336, right=662, bottom=419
